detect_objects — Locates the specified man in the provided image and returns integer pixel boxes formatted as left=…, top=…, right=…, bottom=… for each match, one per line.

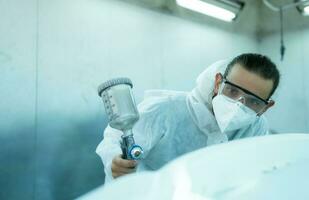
left=96, top=53, right=280, bottom=183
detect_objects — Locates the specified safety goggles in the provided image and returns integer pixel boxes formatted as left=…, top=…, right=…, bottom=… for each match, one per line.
left=219, top=75, right=270, bottom=114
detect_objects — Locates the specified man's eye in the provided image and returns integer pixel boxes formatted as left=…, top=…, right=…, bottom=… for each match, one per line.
left=248, top=98, right=261, bottom=106
left=227, top=88, right=240, bottom=96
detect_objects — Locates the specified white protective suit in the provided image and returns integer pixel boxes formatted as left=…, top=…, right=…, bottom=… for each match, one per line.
left=96, top=59, right=269, bottom=183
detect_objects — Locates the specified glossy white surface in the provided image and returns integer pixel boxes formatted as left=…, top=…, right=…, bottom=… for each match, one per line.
left=79, top=134, right=309, bottom=200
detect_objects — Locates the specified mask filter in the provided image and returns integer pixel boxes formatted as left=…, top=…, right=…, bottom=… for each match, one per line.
left=212, top=94, right=258, bottom=133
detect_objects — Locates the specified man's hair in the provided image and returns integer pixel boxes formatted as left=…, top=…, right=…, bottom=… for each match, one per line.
left=224, top=53, right=280, bottom=99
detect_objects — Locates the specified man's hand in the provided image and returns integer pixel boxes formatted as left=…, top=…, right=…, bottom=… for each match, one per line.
left=111, top=154, right=137, bottom=178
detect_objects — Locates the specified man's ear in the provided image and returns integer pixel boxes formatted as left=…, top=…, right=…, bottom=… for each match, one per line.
left=258, top=100, right=275, bottom=116
left=213, top=73, right=223, bottom=96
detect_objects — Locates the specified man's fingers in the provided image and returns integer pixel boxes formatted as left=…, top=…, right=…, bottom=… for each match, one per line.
left=113, top=155, right=137, bottom=168
left=112, top=167, right=136, bottom=178
left=111, top=163, right=137, bottom=174
left=111, top=154, right=138, bottom=179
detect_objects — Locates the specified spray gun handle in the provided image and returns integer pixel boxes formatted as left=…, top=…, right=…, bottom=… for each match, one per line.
left=120, top=135, right=143, bottom=160
left=120, top=140, right=129, bottom=159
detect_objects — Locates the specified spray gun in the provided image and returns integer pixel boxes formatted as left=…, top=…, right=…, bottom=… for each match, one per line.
left=98, top=78, right=144, bottom=160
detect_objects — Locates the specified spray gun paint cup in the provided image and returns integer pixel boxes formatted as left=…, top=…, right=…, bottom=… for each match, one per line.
left=98, top=78, right=143, bottom=160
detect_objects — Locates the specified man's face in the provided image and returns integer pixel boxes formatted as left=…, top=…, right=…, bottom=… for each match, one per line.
left=214, top=63, right=275, bottom=114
